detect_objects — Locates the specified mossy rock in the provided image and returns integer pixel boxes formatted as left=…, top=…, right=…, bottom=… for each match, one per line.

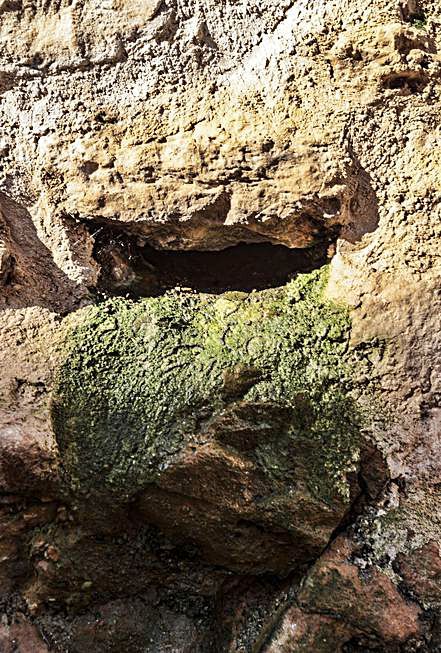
left=52, top=268, right=362, bottom=508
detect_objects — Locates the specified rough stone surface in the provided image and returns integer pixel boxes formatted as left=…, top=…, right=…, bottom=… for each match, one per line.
left=0, top=0, right=440, bottom=650
left=297, top=536, right=422, bottom=642
left=50, top=271, right=364, bottom=576
left=264, top=536, right=424, bottom=651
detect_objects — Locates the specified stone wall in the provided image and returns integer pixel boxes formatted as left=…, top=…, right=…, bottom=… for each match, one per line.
left=0, top=0, right=440, bottom=650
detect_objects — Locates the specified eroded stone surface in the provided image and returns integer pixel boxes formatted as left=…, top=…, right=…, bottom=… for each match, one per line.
left=50, top=271, right=363, bottom=575
left=0, top=0, right=440, bottom=650
left=264, top=535, right=424, bottom=651
left=297, top=536, right=422, bottom=643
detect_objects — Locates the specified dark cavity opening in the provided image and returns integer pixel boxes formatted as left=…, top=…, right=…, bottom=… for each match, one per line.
left=382, top=72, right=428, bottom=94
left=90, top=225, right=333, bottom=297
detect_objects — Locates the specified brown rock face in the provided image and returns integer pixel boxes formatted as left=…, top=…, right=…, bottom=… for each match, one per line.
left=264, top=607, right=354, bottom=653
left=0, top=0, right=441, bottom=651
left=136, top=416, right=356, bottom=575
left=265, top=536, right=424, bottom=652
left=0, top=614, right=49, bottom=653
left=298, top=536, right=422, bottom=643
left=396, top=542, right=441, bottom=606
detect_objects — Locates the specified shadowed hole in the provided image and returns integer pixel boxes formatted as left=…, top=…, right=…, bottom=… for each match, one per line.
left=90, top=226, right=334, bottom=297
left=382, top=72, right=428, bottom=93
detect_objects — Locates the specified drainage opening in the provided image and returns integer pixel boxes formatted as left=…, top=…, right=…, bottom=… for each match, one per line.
left=91, top=226, right=334, bottom=297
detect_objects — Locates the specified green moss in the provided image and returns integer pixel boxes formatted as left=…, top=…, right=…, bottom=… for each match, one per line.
left=52, top=268, right=363, bottom=506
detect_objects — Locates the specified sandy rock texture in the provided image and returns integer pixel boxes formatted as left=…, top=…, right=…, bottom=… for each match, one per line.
left=0, top=0, right=441, bottom=650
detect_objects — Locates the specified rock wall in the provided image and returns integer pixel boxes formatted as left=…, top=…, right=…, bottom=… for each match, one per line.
left=0, top=0, right=440, bottom=651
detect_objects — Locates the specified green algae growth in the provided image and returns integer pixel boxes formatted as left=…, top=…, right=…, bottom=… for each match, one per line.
left=51, top=268, right=362, bottom=505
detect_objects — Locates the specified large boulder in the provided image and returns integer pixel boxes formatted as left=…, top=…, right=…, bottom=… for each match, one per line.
left=51, top=270, right=365, bottom=575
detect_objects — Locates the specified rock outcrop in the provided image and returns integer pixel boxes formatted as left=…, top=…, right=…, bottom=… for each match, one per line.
left=0, top=0, right=440, bottom=651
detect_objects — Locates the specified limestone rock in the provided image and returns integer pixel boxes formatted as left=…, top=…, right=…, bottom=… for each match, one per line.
left=0, top=0, right=440, bottom=650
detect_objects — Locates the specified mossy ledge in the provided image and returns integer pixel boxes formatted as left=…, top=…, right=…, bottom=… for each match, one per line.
left=51, top=268, right=363, bottom=508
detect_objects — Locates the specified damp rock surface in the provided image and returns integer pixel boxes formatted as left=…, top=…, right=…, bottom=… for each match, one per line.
left=51, top=269, right=362, bottom=574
